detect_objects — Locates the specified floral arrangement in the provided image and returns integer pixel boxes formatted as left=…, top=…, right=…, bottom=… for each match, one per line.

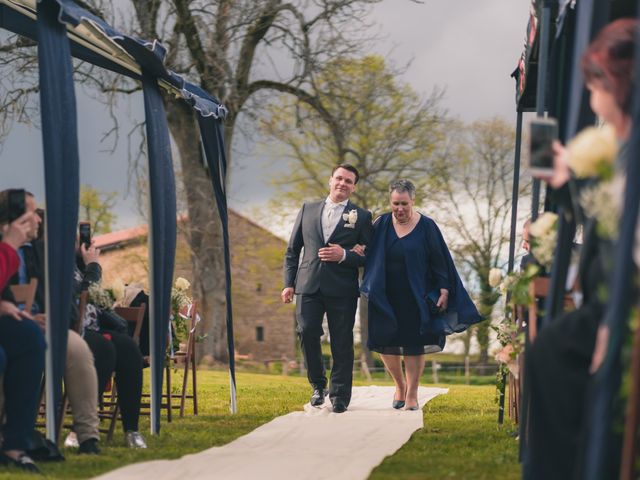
left=88, top=283, right=115, bottom=309
left=567, top=125, right=617, bottom=179
left=528, top=212, right=558, bottom=270
left=171, top=277, right=192, bottom=352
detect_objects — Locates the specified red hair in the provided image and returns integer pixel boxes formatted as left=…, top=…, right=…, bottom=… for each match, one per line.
left=581, top=18, right=638, bottom=114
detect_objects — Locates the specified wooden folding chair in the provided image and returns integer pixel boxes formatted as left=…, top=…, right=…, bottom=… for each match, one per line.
left=9, top=278, right=38, bottom=314
left=173, top=302, right=199, bottom=417
left=621, top=311, right=640, bottom=480
left=98, top=304, right=146, bottom=440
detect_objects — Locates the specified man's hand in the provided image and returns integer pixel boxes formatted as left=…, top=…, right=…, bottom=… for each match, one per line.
left=81, top=241, right=101, bottom=265
left=0, top=300, right=34, bottom=321
left=2, top=212, right=35, bottom=250
left=281, top=287, right=294, bottom=304
left=351, top=244, right=366, bottom=257
left=318, top=243, right=345, bottom=262
left=436, top=289, right=449, bottom=310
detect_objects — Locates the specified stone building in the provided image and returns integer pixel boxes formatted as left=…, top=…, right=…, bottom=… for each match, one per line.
left=94, top=210, right=296, bottom=363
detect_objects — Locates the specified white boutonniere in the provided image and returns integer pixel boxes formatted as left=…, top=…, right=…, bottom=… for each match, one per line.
left=342, top=209, right=357, bottom=229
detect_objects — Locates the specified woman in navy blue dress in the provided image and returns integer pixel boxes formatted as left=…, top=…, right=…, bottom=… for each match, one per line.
left=361, top=180, right=481, bottom=410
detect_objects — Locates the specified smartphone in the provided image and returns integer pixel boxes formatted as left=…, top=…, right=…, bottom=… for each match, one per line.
left=7, top=189, right=26, bottom=223
left=79, top=222, right=91, bottom=248
left=528, top=118, right=558, bottom=175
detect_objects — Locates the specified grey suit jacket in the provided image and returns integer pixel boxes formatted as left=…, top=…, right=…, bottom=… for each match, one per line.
left=283, top=200, right=373, bottom=298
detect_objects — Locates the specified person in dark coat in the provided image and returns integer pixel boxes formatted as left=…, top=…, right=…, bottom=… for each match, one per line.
left=360, top=180, right=481, bottom=410
left=527, top=18, right=637, bottom=479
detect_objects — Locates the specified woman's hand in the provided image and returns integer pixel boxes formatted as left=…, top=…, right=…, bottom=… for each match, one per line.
left=2, top=212, right=35, bottom=250
left=0, top=300, right=34, bottom=321
left=437, top=289, right=449, bottom=310
left=590, top=325, right=609, bottom=374
left=350, top=244, right=366, bottom=257
left=81, top=241, right=101, bottom=265
left=533, top=140, right=571, bottom=189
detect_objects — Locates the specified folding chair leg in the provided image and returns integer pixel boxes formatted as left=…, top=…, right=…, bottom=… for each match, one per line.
left=191, top=350, right=198, bottom=415
left=180, top=357, right=189, bottom=418
left=165, top=364, right=172, bottom=423
left=107, top=384, right=119, bottom=441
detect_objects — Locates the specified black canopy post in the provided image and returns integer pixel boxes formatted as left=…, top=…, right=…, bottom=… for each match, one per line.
left=532, top=0, right=554, bottom=221
left=497, top=108, right=524, bottom=425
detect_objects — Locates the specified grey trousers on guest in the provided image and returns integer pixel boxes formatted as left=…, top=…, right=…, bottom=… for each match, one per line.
left=65, top=330, right=99, bottom=443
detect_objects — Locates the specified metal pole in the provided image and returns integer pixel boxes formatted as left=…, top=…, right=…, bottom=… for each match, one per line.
left=498, top=109, right=524, bottom=425
left=532, top=0, right=553, bottom=221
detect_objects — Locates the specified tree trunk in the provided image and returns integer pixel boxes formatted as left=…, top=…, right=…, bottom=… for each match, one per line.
left=164, top=96, right=229, bottom=363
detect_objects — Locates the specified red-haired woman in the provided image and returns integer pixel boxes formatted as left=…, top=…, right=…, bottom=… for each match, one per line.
left=530, top=18, right=638, bottom=479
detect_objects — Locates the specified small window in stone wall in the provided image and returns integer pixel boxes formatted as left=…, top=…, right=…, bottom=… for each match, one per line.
left=256, top=326, right=264, bottom=342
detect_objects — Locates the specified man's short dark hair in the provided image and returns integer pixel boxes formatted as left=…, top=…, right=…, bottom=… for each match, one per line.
left=331, top=164, right=360, bottom=184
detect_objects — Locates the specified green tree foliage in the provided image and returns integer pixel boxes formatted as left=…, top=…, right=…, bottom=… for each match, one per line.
left=262, top=55, right=446, bottom=215
left=426, top=117, right=530, bottom=364
left=79, top=185, right=117, bottom=235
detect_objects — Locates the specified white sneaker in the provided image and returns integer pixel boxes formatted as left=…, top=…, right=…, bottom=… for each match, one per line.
left=64, top=431, right=79, bottom=448
left=124, top=431, right=147, bottom=449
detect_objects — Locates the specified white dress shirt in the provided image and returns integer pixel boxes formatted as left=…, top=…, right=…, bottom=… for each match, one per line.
left=322, top=197, right=348, bottom=242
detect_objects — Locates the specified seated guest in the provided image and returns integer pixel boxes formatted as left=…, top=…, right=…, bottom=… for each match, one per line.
left=74, top=241, right=147, bottom=449
left=2, top=198, right=102, bottom=455
left=528, top=19, right=637, bottom=479
left=0, top=195, right=45, bottom=473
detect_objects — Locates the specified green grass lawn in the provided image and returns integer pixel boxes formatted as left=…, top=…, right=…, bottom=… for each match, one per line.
left=0, top=371, right=519, bottom=479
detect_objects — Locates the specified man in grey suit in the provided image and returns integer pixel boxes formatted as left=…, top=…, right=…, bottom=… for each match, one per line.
left=282, top=164, right=372, bottom=413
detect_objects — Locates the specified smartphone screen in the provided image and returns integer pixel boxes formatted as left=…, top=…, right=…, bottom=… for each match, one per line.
left=529, top=118, right=558, bottom=174
left=7, top=189, right=26, bottom=223
left=79, top=222, right=91, bottom=248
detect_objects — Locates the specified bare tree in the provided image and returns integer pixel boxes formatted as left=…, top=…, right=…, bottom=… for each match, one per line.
left=426, top=117, right=529, bottom=364
left=262, top=54, right=446, bottom=365
left=0, top=0, right=417, bottom=363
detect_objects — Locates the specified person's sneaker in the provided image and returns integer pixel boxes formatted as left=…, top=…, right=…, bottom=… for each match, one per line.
left=124, top=431, right=147, bottom=449
left=64, top=431, right=79, bottom=448
left=78, top=438, right=100, bottom=455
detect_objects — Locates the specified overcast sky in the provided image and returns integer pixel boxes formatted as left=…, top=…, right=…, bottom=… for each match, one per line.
left=0, top=0, right=532, bottom=231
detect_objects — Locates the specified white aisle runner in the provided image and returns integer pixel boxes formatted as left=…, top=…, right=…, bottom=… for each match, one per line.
left=95, top=386, right=448, bottom=480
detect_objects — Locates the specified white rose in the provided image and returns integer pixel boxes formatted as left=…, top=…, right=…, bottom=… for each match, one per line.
left=348, top=209, right=358, bottom=224
left=174, top=277, right=191, bottom=291
left=528, top=212, right=558, bottom=238
left=488, top=268, right=503, bottom=288
left=567, top=125, right=618, bottom=178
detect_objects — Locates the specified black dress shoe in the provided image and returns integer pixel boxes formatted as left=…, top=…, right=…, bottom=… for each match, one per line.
left=78, top=438, right=101, bottom=455
left=392, top=400, right=406, bottom=409
left=0, top=452, right=41, bottom=474
left=310, top=388, right=327, bottom=407
left=332, top=400, right=348, bottom=413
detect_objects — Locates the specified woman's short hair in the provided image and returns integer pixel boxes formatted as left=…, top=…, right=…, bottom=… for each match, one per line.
left=581, top=18, right=638, bottom=114
left=389, top=179, right=416, bottom=199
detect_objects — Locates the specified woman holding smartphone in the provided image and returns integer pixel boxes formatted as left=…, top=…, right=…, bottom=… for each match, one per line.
left=526, top=18, right=637, bottom=480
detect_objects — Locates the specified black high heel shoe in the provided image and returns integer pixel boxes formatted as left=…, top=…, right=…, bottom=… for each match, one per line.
left=392, top=399, right=406, bottom=409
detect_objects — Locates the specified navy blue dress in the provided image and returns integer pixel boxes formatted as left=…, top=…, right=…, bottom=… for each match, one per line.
left=379, top=221, right=446, bottom=355
left=361, top=213, right=482, bottom=356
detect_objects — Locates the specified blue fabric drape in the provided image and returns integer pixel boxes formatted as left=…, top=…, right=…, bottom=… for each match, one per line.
left=36, top=0, right=80, bottom=441
left=197, top=116, right=237, bottom=412
left=142, top=74, right=176, bottom=434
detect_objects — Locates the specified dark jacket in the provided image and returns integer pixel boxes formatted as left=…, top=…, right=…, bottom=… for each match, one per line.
left=284, top=199, right=372, bottom=298
left=361, top=213, right=482, bottom=338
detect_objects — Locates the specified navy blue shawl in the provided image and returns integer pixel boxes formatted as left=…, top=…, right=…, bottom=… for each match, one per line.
left=361, top=213, right=482, bottom=342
